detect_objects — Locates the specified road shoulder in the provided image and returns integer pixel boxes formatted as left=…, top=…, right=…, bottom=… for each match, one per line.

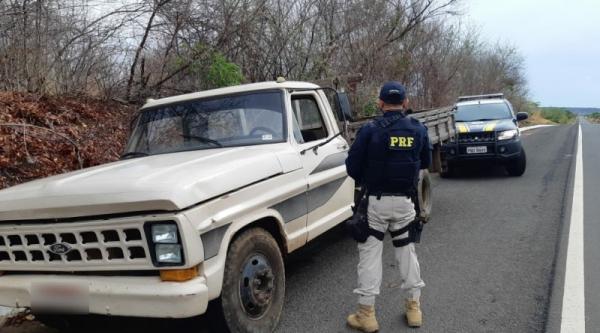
left=544, top=122, right=580, bottom=333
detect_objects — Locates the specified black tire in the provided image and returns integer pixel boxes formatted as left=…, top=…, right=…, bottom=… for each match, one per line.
left=220, top=228, right=285, bottom=333
left=506, top=149, right=527, bottom=176
left=440, top=162, right=455, bottom=178
left=418, top=170, right=432, bottom=222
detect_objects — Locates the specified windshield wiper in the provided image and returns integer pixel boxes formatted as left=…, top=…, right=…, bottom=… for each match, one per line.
left=121, top=151, right=149, bottom=159
left=181, top=134, right=223, bottom=147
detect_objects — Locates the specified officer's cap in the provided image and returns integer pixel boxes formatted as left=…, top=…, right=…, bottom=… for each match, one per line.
left=379, top=81, right=406, bottom=105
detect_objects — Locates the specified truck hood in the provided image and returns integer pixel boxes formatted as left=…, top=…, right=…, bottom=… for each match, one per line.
left=456, top=119, right=517, bottom=133
left=0, top=147, right=287, bottom=221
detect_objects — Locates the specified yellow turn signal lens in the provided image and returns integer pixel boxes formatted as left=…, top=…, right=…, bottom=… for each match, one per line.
left=160, top=266, right=198, bottom=282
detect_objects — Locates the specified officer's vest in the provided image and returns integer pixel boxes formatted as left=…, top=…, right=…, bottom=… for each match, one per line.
left=363, top=112, right=423, bottom=194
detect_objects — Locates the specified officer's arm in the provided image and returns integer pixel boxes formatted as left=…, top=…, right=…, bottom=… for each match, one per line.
left=420, top=127, right=432, bottom=170
left=345, top=126, right=370, bottom=184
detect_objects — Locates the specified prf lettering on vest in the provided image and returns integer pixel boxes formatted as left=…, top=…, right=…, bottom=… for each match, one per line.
left=390, top=136, right=414, bottom=148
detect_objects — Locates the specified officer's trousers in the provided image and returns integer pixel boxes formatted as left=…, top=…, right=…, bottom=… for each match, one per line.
left=353, top=195, right=425, bottom=306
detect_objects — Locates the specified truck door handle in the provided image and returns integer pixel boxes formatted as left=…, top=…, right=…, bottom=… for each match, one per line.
left=337, top=143, right=348, bottom=150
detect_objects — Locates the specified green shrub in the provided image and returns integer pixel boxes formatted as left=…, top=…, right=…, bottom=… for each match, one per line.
left=361, top=97, right=379, bottom=118
left=540, top=107, right=576, bottom=124
left=588, top=112, right=600, bottom=119
left=206, top=53, right=244, bottom=88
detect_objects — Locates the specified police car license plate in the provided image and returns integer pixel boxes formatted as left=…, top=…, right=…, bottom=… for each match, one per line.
left=466, top=146, right=487, bottom=154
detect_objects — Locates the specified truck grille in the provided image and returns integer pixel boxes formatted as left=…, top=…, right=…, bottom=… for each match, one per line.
left=0, top=221, right=152, bottom=270
left=458, top=132, right=496, bottom=143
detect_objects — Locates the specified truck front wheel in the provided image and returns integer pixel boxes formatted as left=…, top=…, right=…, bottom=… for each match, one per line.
left=221, top=227, right=285, bottom=333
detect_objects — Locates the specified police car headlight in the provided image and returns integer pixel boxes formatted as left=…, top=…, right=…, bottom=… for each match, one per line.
left=498, top=129, right=518, bottom=141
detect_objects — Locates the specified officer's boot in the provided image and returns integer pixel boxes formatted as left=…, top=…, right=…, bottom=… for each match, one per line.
left=405, top=299, right=423, bottom=327
left=347, top=304, right=379, bottom=332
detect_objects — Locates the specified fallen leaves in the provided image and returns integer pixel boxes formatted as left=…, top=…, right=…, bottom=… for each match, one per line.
left=0, top=92, right=135, bottom=189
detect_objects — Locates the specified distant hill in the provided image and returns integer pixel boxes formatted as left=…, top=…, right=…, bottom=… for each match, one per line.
left=564, top=107, right=600, bottom=115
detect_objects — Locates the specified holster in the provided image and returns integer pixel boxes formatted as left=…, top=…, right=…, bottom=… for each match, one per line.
left=410, top=186, right=425, bottom=244
left=345, top=188, right=371, bottom=243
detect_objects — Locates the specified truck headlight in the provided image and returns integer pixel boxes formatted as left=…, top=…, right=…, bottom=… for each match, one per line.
left=152, top=224, right=178, bottom=243
left=145, top=222, right=184, bottom=266
left=156, top=244, right=183, bottom=263
left=498, top=129, right=518, bottom=141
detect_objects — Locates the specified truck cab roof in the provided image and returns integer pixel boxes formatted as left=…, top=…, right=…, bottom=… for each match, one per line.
left=142, top=81, right=320, bottom=109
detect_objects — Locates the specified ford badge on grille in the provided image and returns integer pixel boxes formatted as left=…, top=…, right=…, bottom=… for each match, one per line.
left=48, top=243, right=73, bottom=255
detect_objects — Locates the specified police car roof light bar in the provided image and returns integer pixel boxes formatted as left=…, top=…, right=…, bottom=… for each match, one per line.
left=457, top=93, right=504, bottom=102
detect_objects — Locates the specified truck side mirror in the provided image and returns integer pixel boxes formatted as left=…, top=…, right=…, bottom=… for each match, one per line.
left=336, top=92, right=354, bottom=122
left=516, top=112, right=529, bottom=121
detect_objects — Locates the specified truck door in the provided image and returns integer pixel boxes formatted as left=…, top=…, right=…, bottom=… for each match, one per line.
left=290, top=91, right=354, bottom=241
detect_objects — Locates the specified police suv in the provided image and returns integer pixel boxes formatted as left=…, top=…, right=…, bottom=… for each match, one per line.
left=442, top=93, right=528, bottom=177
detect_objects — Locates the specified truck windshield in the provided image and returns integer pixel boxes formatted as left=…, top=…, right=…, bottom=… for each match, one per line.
left=455, top=102, right=513, bottom=122
left=124, top=90, right=285, bottom=157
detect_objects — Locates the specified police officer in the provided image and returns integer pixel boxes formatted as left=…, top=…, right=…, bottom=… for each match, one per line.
left=345, top=81, right=431, bottom=331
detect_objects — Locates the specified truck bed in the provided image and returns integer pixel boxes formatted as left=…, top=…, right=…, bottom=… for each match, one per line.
left=345, top=106, right=455, bottom=145
left=343, top=106, right=455, bottom=173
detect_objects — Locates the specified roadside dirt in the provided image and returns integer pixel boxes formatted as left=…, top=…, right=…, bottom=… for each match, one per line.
left=1, top=321, right=52, bottom=333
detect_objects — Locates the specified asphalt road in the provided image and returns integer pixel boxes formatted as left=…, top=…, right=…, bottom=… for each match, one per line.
left=277, top=124, right=578, bottom=333
left=582, top=118, right=600, bottom=331
left=2, top=123, right=584, bottom=332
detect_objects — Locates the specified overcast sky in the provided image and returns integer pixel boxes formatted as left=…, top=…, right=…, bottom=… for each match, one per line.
left=466, top=0, right=600, bottom=108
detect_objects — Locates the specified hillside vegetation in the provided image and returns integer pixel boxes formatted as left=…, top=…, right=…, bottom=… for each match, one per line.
left=0, top=93, right=132, bottom=189
left=539, top=107, right=576, bottom=124
left=0, top=0, right=534, bottom=189
left=518, top=101, right=577, bottom=126
left=588, top=112, right=600, bottom=123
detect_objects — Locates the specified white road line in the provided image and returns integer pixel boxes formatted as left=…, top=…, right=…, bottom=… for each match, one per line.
left=520, top=124, right=557, bottom=132
left=561, top=124, right=585, bottom=333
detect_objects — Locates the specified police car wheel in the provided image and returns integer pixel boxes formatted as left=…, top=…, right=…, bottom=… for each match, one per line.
left=440, top=162, right=455, bottom=178
left=221, top=227, right=285, bottom=333
left=506, top=149, right=527, bottom=176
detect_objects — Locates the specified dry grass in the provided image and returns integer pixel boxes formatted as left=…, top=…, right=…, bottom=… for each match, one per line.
left=519, top=111, right=556, bottom=127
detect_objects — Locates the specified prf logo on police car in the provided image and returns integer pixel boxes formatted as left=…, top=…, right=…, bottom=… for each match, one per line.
left=389, top=136, right=414, bottom=150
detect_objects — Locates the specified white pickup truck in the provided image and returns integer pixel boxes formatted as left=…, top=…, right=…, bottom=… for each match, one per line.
left=0, top=80, right=357, bottom=331
left=0, top=79, right=454, bottom=332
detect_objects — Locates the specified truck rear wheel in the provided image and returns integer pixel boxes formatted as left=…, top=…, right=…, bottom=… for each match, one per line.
left=418, top=170, right=433, bottom=222
left=506, top=149, right=527, bottom=176
left=221, top=227, right=285, bottom=333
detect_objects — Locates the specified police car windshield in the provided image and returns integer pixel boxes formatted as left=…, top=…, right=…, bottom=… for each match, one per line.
left=124, top=91, right=286, bottom=157
left=455, top=102, right=512, bottom=122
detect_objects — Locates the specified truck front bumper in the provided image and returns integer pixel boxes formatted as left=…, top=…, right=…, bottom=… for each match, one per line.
left=0, top=274, right=209, bottom=318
